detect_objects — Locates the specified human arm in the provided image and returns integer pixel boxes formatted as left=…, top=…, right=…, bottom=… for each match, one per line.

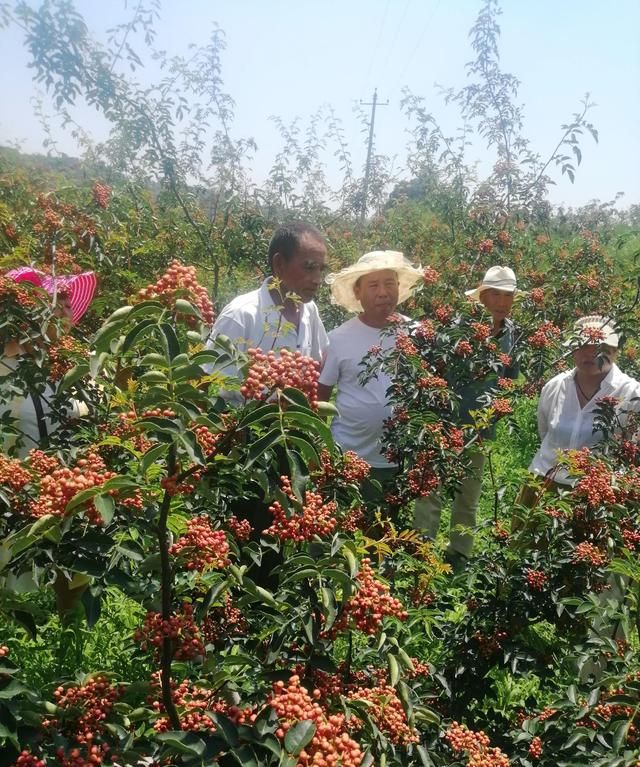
left=537, top=382, right=551, bottom=441
left=317, top=383, right=334, bottom=402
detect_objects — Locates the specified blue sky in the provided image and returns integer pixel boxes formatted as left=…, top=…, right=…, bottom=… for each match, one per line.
left=1, top=0, right=638, bottom=208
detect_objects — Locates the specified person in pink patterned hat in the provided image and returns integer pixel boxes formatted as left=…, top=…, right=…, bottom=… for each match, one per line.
left=1, top=266, right=97, bottom=456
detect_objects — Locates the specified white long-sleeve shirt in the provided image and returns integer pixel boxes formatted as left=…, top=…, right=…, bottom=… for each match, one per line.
left=529, top=364, right=640, bottom=485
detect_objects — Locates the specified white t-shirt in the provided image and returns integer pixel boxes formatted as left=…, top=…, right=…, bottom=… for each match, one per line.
left=207, top=279, right=329, bottom=384
left=529, top=364, right=640, bottom=485
left=0, top=355, right=86, bottom=458
left=319, top=316, right=399, bottom=468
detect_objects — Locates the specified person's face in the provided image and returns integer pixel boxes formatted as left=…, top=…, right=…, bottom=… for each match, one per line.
left=354, top=269, right=400, bottom=319
left=55, top=294, right=74, bottom=323
left=272, top=233, right=328, bottom=302
left=573, top=344, right=617, bottom=376
left=479, top=288, right=514, bottom=322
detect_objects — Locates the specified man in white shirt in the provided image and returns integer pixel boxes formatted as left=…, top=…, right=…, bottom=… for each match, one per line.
left=317, top=251, right=423, bottom=483
left=528, top=315, right=640, bottom=488
left=208, top=222, right=329, bottom=389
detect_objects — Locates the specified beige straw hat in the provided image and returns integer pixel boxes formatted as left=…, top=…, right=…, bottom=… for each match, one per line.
left=325, top=251, right=423, bottom=313
left=464, top=265, right=527, bottom=302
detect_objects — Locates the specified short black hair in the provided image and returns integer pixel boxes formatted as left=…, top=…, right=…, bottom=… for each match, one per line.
left=267, top=221, right=325, bottom=272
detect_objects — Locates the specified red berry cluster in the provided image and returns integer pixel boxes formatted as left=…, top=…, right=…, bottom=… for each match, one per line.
left=491, top=398, right=513, bottom=417
left=12, top=751, right=46, bottom=767
left=572, top=457, right=617, bottom=509
left=47, top=676, right=123, bottom=748
left=316, top=449, right=370, bottom=485
left=473, top=628, right=508, bottom=659
left=395, top=332, right=418, bottom=356
left=423, top=265, right=440, bottom=284
left=335, top=558, right=407, bottom=635
left=0, top=454, right=31, bottom=491
left=471, top=322, right=491, bottom=343
left=339, top=506, right=366, bottom=533
left=54, top=743, right=112, bottom=767
left=135, top=260, right=215, bottom=326
left=169, top=517, right=230, bottom=571
left=407, top=451, right=440, bottom=497
left=572, top=541, right=607, bottom=568
left=530, top=287, right=544, bottom=304
left=134, top=603, right=204, bottom=660
left=267, top=675, right=364, bottom=767
left=455, top=339, right=473, bottom=357
left=266, top=476, right=337, bottom=541
left=528, top=320, right=561, bottom=349
left=417, top=374, right=448, bottom=390
left=478, top=238, right=494, bottom=253
left=497, top=377, right=515, bottom=390
left=445, top=721, right=510, bottom=767
left=241, top=348, right=319, bottom=406
left=227, top=514, right=253, bottom=542
left=202, top=594, right=248, bottom=645
left=92, top=182, right=112, bottom=209
left=0, top=274, right=38, bottom=308
left=349, top=684, right=418, bottom=744
left=496, top=230, right=511, bottom=246
left=48, top=336, right=88, bottom=381
left=528, top=736, right=543, bottom=759
left=415, top=318, right=436, bottom=342
left=524, top=569, right=548, bottom=591
left=29, top=452, right=116, bottom=523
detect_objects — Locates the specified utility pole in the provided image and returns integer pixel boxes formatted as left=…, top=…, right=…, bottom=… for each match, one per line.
left=360, top=88, right=388, bottom=223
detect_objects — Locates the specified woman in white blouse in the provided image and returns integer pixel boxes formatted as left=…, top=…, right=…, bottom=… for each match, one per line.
left=526, top=315, right=640, bottom=496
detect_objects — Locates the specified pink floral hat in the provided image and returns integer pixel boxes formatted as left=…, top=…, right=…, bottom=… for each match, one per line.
left=6, top=266, right=97, bottom=324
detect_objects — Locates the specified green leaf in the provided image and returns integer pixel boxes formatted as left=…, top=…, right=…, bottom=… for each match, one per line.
left=122, top=318, right=158, bottom=354
left=246, top=428, right=282, bottom=466
left=174, top=298, right=202, bottom=318
left=160, top=322, right=181, bottom=360
left=284, top=720, right=316, bottom=755
left=58, top=362, right=90, bottom=393
left=94, top=495, right=115, bottom=524
left=387, top=654, right=401, bottom=686
left=140, top=443, right=169, bottom=474
left=156, top=731, right=206, bottom=756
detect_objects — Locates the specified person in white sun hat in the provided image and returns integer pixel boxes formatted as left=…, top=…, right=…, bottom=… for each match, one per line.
left=414, top=264, right=524, bottom=567
left=522, top=314, right=640, bottom=500
left=317, top=251, right=423, bottom=486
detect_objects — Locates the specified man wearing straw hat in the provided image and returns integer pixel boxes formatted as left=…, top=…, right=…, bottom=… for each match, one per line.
left=414, top=265, right=524, bottom=566
left=317, top=251, right=423, bottom=484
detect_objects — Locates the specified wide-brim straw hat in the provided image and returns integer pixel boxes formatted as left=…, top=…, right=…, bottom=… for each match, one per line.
left=325, top=250, right=423, bottom=313
left=465, top=265, right=527, bottom=302
left=564, top=315, right=620, bottom=348
left=6, top=266, right=97, bottom=324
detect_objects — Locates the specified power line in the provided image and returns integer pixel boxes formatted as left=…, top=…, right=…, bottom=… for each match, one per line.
left=363, top=0, right=392, bottom=92
left=360, top=88, right=389, bottom=222
left=375, top=0, right=412, bottom=93
left=395, top=0, right=443, bottom=89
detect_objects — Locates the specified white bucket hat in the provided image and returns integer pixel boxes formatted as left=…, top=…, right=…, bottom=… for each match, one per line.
left=565, top=315, right=620, bottom=348
left=325, top=250, right=423, bottom=313
left=464, top=265, right=527, bottom=302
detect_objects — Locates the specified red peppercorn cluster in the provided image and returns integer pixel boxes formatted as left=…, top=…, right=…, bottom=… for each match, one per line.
left=0, top=454, right=31, bottom=491
left=528, top=736, right=543, bottom=759
left=267, top=675, right=364, bottom=767
left=530, top=287, right=544, bottom=304
left=135, top=260, right=215, bottom=326
left=12, top=751, right=46, bottom=767
left=473, top=629, right=508, bottom=659
left=317, top=449, right=370, bottom=486
left=445, top=721, right=510, bottom=767
left=29, top=452, right=116, bottom=522
left=169, top=516, right=230, bottom=571
left=423, top=265, right=440, bottom=284
left=471, top=322, right=491, bottom=343
left=134, top=603, right=204, bottom=660
left=524, top=569, right=548, bottom=591
left=339, top=506, right=366, bottom=533
left=266, top=476, right=337, bottom=542
left=227, top=514, right=253, bottom=542
left=0, top=274, right=38, bottom=308
left=240, top=348, right=319, bottom=406
left=496, top=230, right=511, bottom=246
left=395, top=332, right=418, bottom=356
left=528, top=320, right=561, bottom=349
left=48, top=336, right=88, bottom=381
left=572, top=541, right=607, bottom=568
left=348, top=684, right=418, bottom=745
left=414, top=318, right=436, bottom=342
left=43, top=677, right=122, bottom=765
left=92, top=182, right=112, bottom=209
left=478, top=238, right=494, bottom=253
left=202, top=594, right=248, bottom=645
left=491, top=398, right=513, bottom=417
left=335, top=558, right=407, bottom=635
left=416, top=374, right=448, bottom=390
left=572, top=460, right=617, bottom=508
left=497, top=378, right=515, bottom=390
left=407, top=451, right=440, bottom=497
left=455, top=339, right=473, bottom=357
